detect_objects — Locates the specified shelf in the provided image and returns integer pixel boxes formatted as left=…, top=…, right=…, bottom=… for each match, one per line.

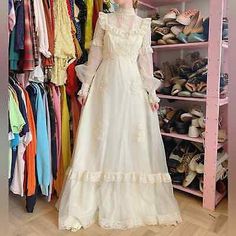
left=158, top=94, right=228, bottom=106
left=219, top=97, right=228, bottom=106
left=173, top=184, right=203, bottom=198
left=152, top=42, right=209, bottom=51
left=173, top=185, right=227, bottom=205
left=139, top=0, right=190, bottom=8
left=161, top=132, right=203, bottom=143
left=161, top=131, right=225, bottom=149
left=158, top=94, right=206, bottom=102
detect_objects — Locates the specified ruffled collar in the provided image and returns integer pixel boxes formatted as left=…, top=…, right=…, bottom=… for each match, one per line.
left=116, top=7, right=136, bottom=16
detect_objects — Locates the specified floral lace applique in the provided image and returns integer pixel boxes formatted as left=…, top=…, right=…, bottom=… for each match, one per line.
left=128, top=80, right=143, bottom=95
left=93, top=121, right=108, bottom=142
left=135, top=123, right=145, bottom=143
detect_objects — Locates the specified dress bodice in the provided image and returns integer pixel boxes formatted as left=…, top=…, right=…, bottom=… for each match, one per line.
left=94, top=11, right=152, bottom=61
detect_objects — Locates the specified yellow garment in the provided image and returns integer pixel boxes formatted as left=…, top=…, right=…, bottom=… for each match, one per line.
left=60, top=86, right=72, bottom=171
left=71, top=20, right=83, bottom=59
left=52, top=0, right=76, bottom=85
left=85, top=0, right=94, bottom=49
left=98, top=0, right=103, bottom=11
left=54, top=86, right=72, bottom=195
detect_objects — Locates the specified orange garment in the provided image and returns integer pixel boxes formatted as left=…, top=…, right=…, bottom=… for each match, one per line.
left=23, top=90, right=37, bottom=196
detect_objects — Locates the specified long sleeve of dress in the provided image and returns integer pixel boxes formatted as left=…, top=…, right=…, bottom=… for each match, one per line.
left=138, top=19, right=160, bottom=103
left=76, top=12, right=105, bottom=97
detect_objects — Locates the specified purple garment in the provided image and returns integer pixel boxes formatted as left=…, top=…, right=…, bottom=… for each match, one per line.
left=8, top=0, right=13, bottom=14
left=15, top=1, right=25, bottom=50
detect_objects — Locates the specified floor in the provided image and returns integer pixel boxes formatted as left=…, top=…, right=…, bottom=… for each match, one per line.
left=9, top=190, right=228, bottom=236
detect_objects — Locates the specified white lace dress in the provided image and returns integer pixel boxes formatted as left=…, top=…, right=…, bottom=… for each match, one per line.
left=57, top=7, right=182, bottom=231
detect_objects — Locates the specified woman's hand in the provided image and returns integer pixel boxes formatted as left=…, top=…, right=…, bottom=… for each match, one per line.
left=150, top=102, right=159, bottom=112
left=78, top=95, right=88, bottom=106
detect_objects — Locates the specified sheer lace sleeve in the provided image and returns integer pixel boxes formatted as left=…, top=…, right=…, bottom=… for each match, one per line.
left=138, top=19, right=160, bottom=103
left=76, top=12, right=106, bottom=97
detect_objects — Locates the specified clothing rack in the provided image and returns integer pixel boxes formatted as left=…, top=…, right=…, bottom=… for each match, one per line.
left=8, top=0, right=110, bottom=212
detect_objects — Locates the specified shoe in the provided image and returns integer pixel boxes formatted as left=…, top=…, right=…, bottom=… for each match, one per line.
left=176, top=9, right=199, bottom=26
left=192, top=91, right=206, bottom=98
left=190, top=106, right=203, bottom=117
left=191, top=17, right=204, bottom=34
left=171, top=83, right=182, bottom=96
left=160, top=86, right=172, bottom=95
left=166, top=39, right=181, bottom=44
left=153, top=70, right=165, bottom=81
left=185, top=78, right=200, bottom=92
left=151, top=19, right=165, bottom=27
left=178, top=64, right=192, bottom=77
left=192, top=57, right=208, bottom=72
left=187, top=33, right=206, bottom=43
left=168, top=143, right=185, bottom=168
left=177, top=32, right=188, bottom=43
left=180, top=113, right=193, bottom=122
left=188, top=125, right=200, bottom=138
left=163, top=33, right=176, bottom=41
left=178, top=90, right=191, bottom=97
left=151, top=32, right=163, bottom=41
left=153, top=26, right=170, bottom=36
left=175, top=120, right=190, bottom=134
left=182, top=170, right=197, bottom=187
left=191, top=118, right=200, bottom=128
left=194, top=153, right=205, bottom=174
left=198, top=116, right=205, bottom=129
left=166, top=20, right=181, bottom=27
left=189, top=153, right=204, bottom=172
left=171, top=173, right=185, bottom=185
left=163, top=8, right=180, bottom=23
left=157, top=39, right=167, bottom=45
left=171, top=25, right=184, bottom=36
left=203, top=17, right=209, bottom=40
left=162, top=109, right=185, bottom=133
left=163, top=137, right=178, bottom=159
left=197, top=81, right=207, bottom=93
left=199, top=175, right=204, bottom=192
left=183, top=11, right=200, bottom=35
left=222, top=17, right=228, bottom=41
left=218, top=129, right=227, bottom=143
left=177, top=147, right=197, bottom=173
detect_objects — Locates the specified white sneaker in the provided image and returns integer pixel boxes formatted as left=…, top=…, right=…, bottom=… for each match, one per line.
left=183, top=170, right=197, bottom=187
left=171, top=25, right=184, bottom=35
left=163, top=8, right=180, bottom=23
left=188, top=126, right=200, bottom=138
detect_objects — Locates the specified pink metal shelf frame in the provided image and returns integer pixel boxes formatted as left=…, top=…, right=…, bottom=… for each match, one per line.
left=161, top=131, right=226, bottom=150
left=141, top=0, right=227, bottom=210
left=157, top=94, right=228, bottom=106
left=152, top=42, right=209, bottom=51
left=139, top=0, right=190, bottom=8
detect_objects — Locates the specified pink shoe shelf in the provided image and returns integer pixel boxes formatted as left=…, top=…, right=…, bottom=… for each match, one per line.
left=139, top=0, right=228, bottom=210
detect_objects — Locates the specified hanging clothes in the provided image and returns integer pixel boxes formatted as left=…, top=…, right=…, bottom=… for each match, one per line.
left=85, top=0, right=94, bottom=49
left=52, top=0, right=76, bottom=85
left=42, top=0, right=55, bottom=67
left=22, top=0, right=35, bottom=71
left=22, top=88, right=37, bottom=197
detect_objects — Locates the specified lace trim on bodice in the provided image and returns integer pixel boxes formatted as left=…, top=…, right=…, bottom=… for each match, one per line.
left=98, top=12, right=151, bottom=38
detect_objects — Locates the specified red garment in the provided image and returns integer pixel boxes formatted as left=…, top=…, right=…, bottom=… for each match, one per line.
left=42, top=0, right=55, bottom=67
left=92, top=0, right=99, bottom=32
left=23, top=0, right=35, bottom=71
left=66, top=61, right=82, bottom=141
